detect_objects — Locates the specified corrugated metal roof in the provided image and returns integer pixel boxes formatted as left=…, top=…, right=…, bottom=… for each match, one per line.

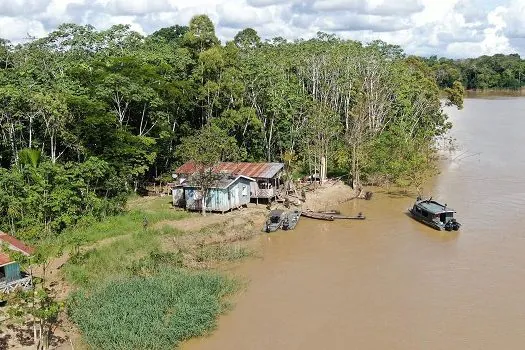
left=0, top=232, right=34, bottom=256
left=0, top=252, right=12, bottom=266
left=183, top=174, right=255, bottom=189
left=175, top=162, right=284, bottom=179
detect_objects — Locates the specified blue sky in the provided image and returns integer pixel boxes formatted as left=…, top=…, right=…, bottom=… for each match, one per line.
left=1, top=0, right=524, bottom=58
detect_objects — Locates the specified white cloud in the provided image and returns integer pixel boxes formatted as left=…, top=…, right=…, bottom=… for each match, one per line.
left=0, top=16, right=47, bottom=42
left=104, top=0, right=176, bottom=15
left=0, top=0, right=51, bottom=16
left=0, top=0, right=522, bottom=58
left=502, top=0, right=525, bottom=38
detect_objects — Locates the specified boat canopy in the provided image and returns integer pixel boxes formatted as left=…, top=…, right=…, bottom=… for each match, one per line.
left=416, top=200, right=455, bottom=214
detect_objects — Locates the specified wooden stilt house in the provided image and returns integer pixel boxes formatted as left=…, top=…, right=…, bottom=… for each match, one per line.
left=0, top=232, right=34, bottom=294
left=173, top=162, right=284, bottom=204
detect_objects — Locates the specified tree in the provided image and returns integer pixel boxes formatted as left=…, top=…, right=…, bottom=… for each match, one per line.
left=151, top=25, right=188, bottom=45
left=183, top=15, right=219, bottom=54
left=234, top=28, right=261, bottom=50
left=176, top=124, right=240, bottom=215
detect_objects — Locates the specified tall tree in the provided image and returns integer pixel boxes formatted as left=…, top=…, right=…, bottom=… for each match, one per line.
left=176, top=124, right=240, bottom=215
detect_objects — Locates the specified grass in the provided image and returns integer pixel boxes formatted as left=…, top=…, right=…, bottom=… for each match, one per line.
left=59, top=196, right=190, bottom=248
left=68, top=270, right=238, bottom=350
left=60, top=195, right=254, bottom=349
left=63, top=228, right=176, bottom=288
left=196, top=244, right=254, bottom=262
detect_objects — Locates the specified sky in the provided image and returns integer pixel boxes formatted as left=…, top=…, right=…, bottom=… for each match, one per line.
left=1, top=0, right=525, bottom=58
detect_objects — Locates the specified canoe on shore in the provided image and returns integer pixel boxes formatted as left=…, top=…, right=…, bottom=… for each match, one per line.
left=301, top=211, right=335, bottom=221
left=317, top=210, right=341, bottom=215
left=330, top=213, right=366, bottom=220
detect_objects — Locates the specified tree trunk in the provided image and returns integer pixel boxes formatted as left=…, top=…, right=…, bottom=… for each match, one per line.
left=320, top=155, right=326, bottom=184
left=201, top=189, right=207, bottom=216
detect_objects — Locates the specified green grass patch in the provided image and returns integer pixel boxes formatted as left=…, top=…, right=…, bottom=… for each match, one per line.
left=68, top=270, right=237, bottom=350
left=58, top=196, right=189, bottom=248
left=63, top=228, right=184, bottom=288
left=196, top=244, right=253, bottom=262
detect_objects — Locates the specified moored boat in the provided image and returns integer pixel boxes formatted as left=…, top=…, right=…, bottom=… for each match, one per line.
left=317, top=210, right=341, bottom=215
left=264, top=209, right=285, bottom=232
left=330, top=212, right=366, bottom=220
left=409, top=197, right=461, bottom=231
left=301, top=210, right=335, bottom=221
left=282, top=210, right=302, bottom=230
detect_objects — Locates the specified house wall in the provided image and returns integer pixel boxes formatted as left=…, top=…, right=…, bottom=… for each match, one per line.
left=185, top=188, right=230, bottom=212
left=2, top=262, right=21, bottom=283
left=172, top=187, right=185, bottom=207
left=229, top=178, right=251, bottom=208
left=184, top=177, right=252, bottom=212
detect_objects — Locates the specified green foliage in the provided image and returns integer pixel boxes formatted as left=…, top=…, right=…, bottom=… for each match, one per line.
left=177, top=123, right=242, bottom=165
left=426, top=53, right=525, bottom=90
left=1, top=14, right=466, bottom=234
left=17, top=148, right=42, bottom=168
left=64, top=229, right=163, bottom=287
left=68, top=270, right=237, bottom=350
left=196, top=244, right=253, bottom=262
left=0, top=158, right=125, bottom=240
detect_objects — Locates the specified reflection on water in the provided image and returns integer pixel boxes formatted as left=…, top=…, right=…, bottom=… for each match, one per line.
left=185, top=97, right=525, bottom=350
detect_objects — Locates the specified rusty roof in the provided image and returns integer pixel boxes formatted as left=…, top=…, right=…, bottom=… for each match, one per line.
left=0, top=252, right=12, bottom=266
left=175, top=162, right=284, bottom=179
left=0, top=232, right=34, bottom=256
left=183, top=174, right=255, bottom=189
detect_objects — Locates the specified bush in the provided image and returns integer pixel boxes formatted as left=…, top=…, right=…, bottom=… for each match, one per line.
left=68, top=270, right=237, bottom=350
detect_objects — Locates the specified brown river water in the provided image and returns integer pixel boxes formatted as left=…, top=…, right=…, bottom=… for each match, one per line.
left=185, top=96, right=525, bottom=350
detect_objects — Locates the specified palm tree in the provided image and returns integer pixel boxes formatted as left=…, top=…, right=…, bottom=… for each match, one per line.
left=18, top=148, right=42, bottom=168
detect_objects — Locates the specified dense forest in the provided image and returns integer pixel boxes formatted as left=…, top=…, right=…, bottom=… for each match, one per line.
left=0, top=15, right=465, bottom=241
left=426, top=54, right=525, bottom=90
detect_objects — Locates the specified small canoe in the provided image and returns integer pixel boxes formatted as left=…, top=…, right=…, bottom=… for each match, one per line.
left=317, top=210, right=341, bottom=215
left=301, top=211, right=335, bottom=221
left=330, top=213, right=366, bottom=220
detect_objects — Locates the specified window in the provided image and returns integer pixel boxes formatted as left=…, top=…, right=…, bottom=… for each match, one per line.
left=242, top=185, right=248, bottom=196
left=421, top=210, right=429, bottom=218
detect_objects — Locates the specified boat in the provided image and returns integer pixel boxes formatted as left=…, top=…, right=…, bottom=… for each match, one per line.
left=316, top=210, right=365, bottom=220
left=408, top=196, right=461, bottom=231
left=301, top=210, right=335, bottom=221
left=330, top=212, right=366, bottom=220
left=282, top=210, right=302, bottom=230
left=264, top=209, right=285, bottom=232
left=317, top=210, right=341, bottom=215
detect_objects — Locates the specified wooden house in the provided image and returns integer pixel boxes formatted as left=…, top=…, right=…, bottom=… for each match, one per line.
left=181, top=174, right=255, bottom=213
left=174, top=162, right=284, bottom=202
left=0, top=232, right=33, bottom=294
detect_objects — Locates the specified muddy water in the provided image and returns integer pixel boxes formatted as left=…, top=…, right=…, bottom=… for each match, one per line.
left=185, top=97, right=525, bottom=350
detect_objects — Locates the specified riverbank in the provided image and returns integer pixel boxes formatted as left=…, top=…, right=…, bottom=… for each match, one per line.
left=1, top=180, right=359, bottom=349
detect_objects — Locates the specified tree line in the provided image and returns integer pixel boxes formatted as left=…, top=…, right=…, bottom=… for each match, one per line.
left=425, top=54, right=525, bottom=90
left=0, top=15, right=463, bottom=241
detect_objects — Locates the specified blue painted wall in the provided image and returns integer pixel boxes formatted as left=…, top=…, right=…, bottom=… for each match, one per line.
left=3, top=262, right=21, bottom=282
left=184, top=177, right=252, bottom=212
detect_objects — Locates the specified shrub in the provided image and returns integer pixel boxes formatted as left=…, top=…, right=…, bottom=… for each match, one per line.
left=68, top=270, right=237, bottom=349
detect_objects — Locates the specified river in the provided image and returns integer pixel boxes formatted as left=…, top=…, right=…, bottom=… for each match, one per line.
left=185, top=96, right=525, bottom=350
